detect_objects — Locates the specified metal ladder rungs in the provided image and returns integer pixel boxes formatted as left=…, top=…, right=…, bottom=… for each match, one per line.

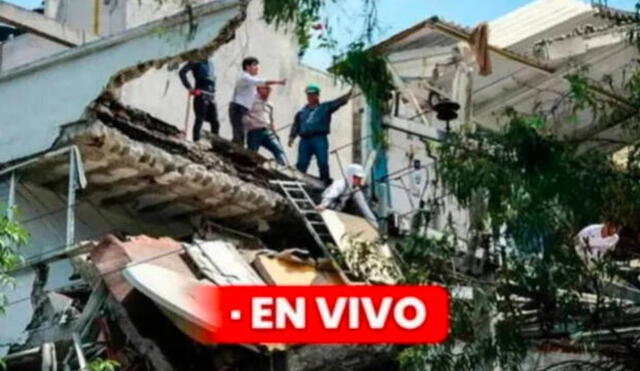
left=270, top=180, right=304, bottom=186
left=272, top=180, right=354, bottom=283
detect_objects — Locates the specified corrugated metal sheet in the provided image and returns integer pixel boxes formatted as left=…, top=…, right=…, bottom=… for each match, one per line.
left=489, top=0, right=593, bottom=48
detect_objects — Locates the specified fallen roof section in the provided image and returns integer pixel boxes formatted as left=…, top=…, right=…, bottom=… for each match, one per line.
left=31, top=119, right=289, bottom=224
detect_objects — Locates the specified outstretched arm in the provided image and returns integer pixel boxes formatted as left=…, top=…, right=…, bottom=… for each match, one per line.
left=317, top=181, right=344, bottom=210
left=242, top=74, right=286, bottom=88
left=353, top=190, right=379, bottom=228
left=265, top=79, right=287, bottom=86
left=328, top=89, right=354, bottom=113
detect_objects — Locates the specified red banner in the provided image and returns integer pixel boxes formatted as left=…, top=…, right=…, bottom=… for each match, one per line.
left=194, top=285, right=450, bottom=344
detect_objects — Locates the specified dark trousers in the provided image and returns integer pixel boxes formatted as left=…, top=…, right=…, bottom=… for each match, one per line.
left=193, top=94, right=219, bottom=141
left=228, top=102, right=248, bottom=147
left=296, top=135, right=330, bottom=181
left=247, top=129, right=286, bottom=165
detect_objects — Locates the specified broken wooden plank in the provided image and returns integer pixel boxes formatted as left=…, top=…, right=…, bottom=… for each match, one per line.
left=104, top=296, right=176, bottom=371
left=75, top=282, right=109, bottom=337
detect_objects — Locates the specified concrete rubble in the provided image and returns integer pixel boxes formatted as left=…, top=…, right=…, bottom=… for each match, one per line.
left=4, top=230, right=399, bottom=371
left=2, top=90, right=399, bottom=371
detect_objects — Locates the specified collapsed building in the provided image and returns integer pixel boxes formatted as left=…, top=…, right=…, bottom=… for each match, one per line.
left=3, top=0, right=640, bottom=369
left=0, top=0, right=399, bottom=369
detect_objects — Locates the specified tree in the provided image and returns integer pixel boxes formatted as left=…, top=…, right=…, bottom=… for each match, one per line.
left=396, top=37, right=640, bottom=371
left=0, top=206, right=28, bottom=315
left=0, top=205, right=29, bottom=369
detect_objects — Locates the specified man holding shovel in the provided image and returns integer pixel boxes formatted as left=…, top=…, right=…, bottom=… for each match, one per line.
left=179, top=58, right=219, bottom=141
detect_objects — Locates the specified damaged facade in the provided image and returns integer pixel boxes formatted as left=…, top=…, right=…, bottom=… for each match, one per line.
left=0, top=0, right=393, bottom=370
left=3, top=0, right=640, bottom=369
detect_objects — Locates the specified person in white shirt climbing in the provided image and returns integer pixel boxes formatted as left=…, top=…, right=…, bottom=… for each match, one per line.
left=316, top=164, right=379, bottom=228
left=229, top=57, right=286, bottom=147
left=575, top=222, right=621, bottom=262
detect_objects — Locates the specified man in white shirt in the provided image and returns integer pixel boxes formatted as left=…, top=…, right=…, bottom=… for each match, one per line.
left=316, top=164, right=378, bottom=228
left=243, top=85, right=286, bottom=165
left=228, top=57, right=286, bottom=147
left=575, top=222, right=620, bottom=262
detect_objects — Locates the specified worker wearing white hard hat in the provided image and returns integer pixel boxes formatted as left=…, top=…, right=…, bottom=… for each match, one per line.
left=316, top=164, right=378, bottom=228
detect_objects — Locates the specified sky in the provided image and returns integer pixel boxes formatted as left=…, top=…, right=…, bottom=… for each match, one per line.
left=5, top=0, right=639, bottom=70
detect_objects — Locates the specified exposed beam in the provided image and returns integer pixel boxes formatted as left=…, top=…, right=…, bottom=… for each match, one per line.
left=474, top=44, right=635, bottom=118
left=105, top=297, right=176, bottom=371
left=386, top=59, right=432, bottom=126
left=387, top=45, right=456, bottom=64
left=473, top=68, right=563, bottom=117
left=382, top=122, right=445, bottom=143
left=426, top=18, right=556, bottom=75
left=0, top=1, right=98, bottom=47
left=540, top=31, right=627, bottom=61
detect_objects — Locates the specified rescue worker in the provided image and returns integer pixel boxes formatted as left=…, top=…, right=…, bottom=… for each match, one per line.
left=288, top=84, right=352, bottom=184
left=244, top=84, right=286, bottom=165
left=229, top=57, right=286, bottom=147
left=575, top=221, right=620, bottom=263
left=316, top=164, right=378, bottom=228
left=179, top=59, right=219, bottom=141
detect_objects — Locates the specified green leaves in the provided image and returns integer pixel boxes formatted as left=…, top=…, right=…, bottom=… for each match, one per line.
left=0, top=206, right=28, bottom=318
left=399, top=102, right=640, bottom=367
left=88, top=358, right=121, bottom=371
left=331, top=42, right=395, bottom=112
left=261, top=0, right=395, bottom=112
left=262, top=0, right=323, bottom=55
left=567, top=73, right=596, bottom=113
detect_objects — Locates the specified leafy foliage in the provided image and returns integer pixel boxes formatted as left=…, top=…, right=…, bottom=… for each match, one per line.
left=261, top=0, right=395, bottom=111
left=331, top=42, right=395, bottom=112
left=0, top=207, right=28, bottom=314
left=88, top=358, right=121, bottom=371
left=262, top=0, right=323, bottom=55
left=396, top=102, right=640, bottom=368
left=0, top=206, right=28, bottom=369
left=341, top=233, right=402, bottom=284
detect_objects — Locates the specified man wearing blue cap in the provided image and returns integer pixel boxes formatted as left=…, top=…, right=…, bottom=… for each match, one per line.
left=289, top=84, right=352, bottom=183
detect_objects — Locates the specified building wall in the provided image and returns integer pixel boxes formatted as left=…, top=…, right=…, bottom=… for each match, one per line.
left=0, top=0, right=352, bottom=179
left=0, top=0, right=116, bottom=72
left=0, top=0, right=351, bottom=355
left=0, top=1, right=242, bottom=165
left=0, top=34, right=66, bottom=72
left=120, top=0, right=353, bottom=179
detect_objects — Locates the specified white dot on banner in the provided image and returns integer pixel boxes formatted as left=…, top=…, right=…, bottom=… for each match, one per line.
left=230, top=310, right=242, bottom=320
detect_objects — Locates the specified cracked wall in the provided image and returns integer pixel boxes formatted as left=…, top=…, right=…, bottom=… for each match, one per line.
left=118, top=0, right=355, bottom=180
left=0, top=0, right=244, bottom=164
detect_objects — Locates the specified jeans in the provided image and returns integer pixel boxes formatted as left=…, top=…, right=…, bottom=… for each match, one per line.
left=296, top=135, right=329, bottom=181
left=247, top=129, right=286, bottom=166
left=228, top=102, right=248, bottom=147
left=193, top=94, right=219, bottom=141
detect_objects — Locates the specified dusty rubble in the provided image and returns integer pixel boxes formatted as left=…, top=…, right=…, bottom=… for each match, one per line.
left=1, top=95, right=400, bottom=369
left=5, top=229, right=399, bottom=371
